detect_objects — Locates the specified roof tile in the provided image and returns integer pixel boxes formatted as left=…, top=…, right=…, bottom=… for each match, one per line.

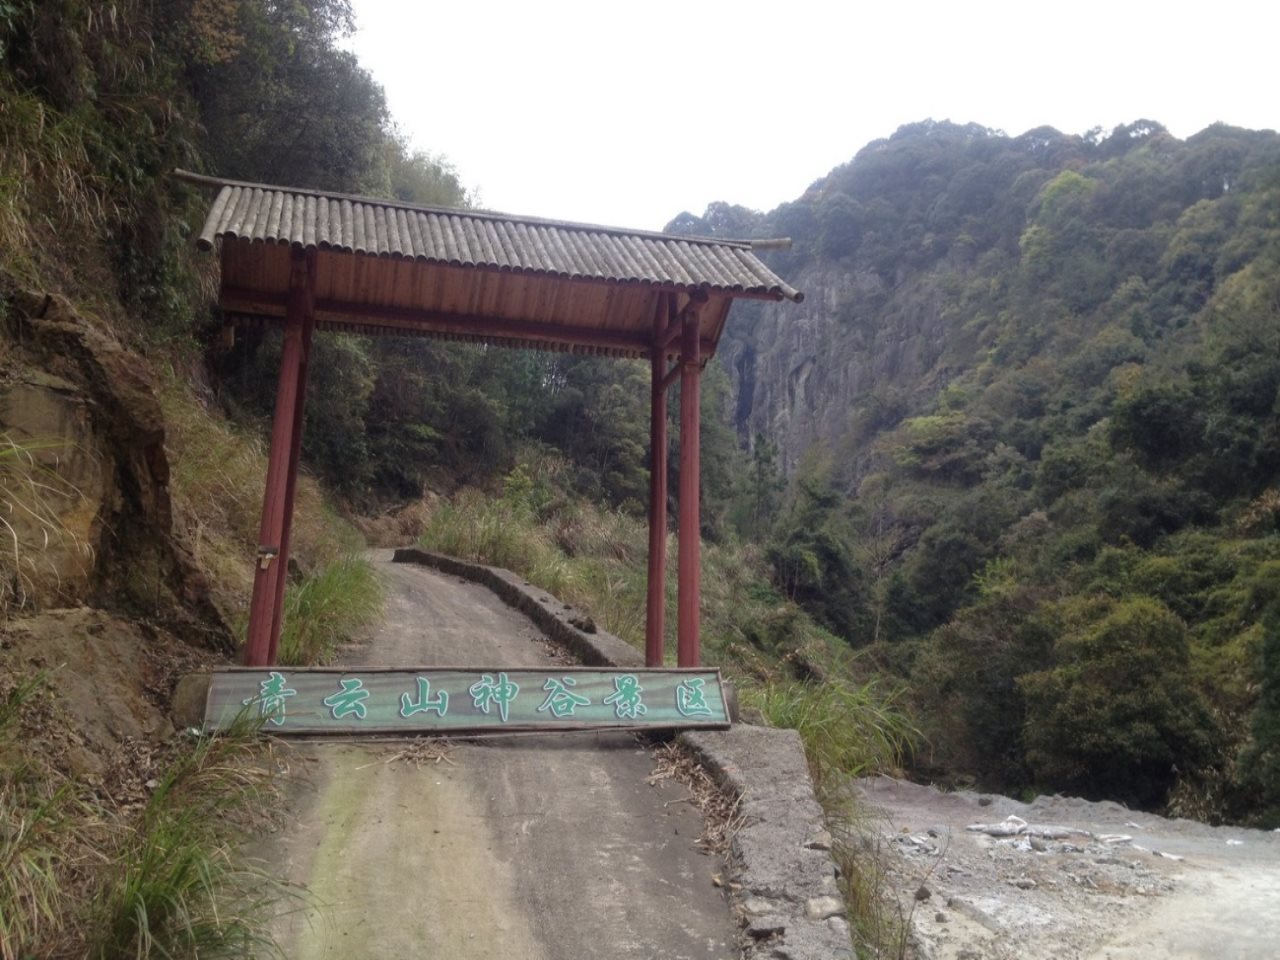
left=198, top=183, right=801, bottom=302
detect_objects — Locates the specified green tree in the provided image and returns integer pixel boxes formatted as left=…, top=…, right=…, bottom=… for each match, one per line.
left=766, top=456, right=866, bottom=641
left=1020, top=596, right=1217, bottom=808
left=737, top=433, right=784, bottom=540
left=1238, top=565, right=1280, bottom=825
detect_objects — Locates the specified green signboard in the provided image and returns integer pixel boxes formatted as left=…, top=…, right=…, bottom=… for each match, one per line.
left=203, top=666, right=731, bottom=735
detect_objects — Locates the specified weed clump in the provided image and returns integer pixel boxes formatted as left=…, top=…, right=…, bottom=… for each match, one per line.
left=740, top=678, right=917, bottom=790
left=278, top=554, right=383, bottom=665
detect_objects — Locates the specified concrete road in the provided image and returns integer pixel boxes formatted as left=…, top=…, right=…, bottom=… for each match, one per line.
left=263, top=553, right=737, bottom=960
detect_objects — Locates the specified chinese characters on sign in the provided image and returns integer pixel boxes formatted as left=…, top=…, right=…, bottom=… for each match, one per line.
left=400, top=677, right=448, bottom=719
left=469, top=672, right=520, bottom=722
left=213, top=667, right=729, bottom=734
left=537, top=677, right=590, bottom=718
left=242, top=671, right=296, bottom=726
left=603, top=674, right=647, bottom=719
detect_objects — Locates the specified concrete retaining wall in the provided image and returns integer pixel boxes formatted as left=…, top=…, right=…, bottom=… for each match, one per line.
left=393, top=548, right=852, bottom=959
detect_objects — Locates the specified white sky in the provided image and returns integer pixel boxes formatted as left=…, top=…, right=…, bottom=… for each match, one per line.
left=347, top=0, right=1277, bottom=230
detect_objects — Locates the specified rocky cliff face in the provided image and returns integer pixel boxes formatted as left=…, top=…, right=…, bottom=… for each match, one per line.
left=1, top=284, right=225, bottom=642
left=720, top=261, right=960, bottom=479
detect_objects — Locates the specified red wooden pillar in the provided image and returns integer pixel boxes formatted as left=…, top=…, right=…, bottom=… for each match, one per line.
left=677, top=308, right=702, bottom=668
left=645, top=303, right=669, bottom=667
left=266, top=262, right=317, bottom=664
left=243, top=248, right=315, bottom=667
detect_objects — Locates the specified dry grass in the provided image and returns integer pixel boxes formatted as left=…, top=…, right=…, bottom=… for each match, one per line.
left=819, top=780, right=917, bottom=959
left=0, top=435, right=95, bottom=612
left=647, top=741, right=747, bottom=856
left=381, top=739, right=455, bottom=770
left=156, top=362, right=380, bottom=662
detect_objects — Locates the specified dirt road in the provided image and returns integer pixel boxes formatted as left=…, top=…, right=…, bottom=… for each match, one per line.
left=262, top=552, right=737, bottom=959
left=858, top=776, right=1280, bottom=960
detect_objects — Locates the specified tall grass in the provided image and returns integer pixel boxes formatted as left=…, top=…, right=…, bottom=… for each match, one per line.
left=420, top=485, right=627, bottom=628
left=158, top=367, right=358, bottom=610
left=0, top=434, right=94, bottom=611
left=278, top=555, right=384, bottom=665
left=158, top=366, right=382, bottom=664
left=0, top=84, right=106, bottom=286
left=741, top=678, right=918, bottom=790
left=0, top=673, right=91, bottom=959
left=88, top=719, right=286, bottom=960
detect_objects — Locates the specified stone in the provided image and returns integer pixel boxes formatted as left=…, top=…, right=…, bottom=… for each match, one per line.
left=172, top=673, right=212, bottom=729
left=746, top=914, right=787, bottom=938
left=568, top=614, right=597, bottom=633
left=743, top=897, right=781, bottom=917
left=803, top=828, right=833, bottom=851
left=3, top=288, right=227, bottom=640
left=915, top=884, right=932, bottom=901
left=804, top=896, right=844, bottom=921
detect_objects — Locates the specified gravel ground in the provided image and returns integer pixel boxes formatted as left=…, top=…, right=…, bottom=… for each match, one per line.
left=857, top=776, right=1280, bottom=960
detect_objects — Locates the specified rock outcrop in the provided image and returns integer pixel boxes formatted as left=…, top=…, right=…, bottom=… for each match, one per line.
left=721, top=261, right=958, bottom=478
left=1, top=284, right=226, bottom=644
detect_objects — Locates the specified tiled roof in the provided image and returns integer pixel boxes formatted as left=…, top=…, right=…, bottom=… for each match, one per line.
left=194, top=179, right=802, bottom=302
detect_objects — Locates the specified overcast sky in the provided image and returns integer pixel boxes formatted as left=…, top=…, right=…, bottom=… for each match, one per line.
left=347, top=0, right=1277, bottom=230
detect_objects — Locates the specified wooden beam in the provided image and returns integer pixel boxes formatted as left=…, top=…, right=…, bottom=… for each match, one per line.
left=222, top=288, right=687, bottom=352
left=221, top=288, right=722, bottom=358
left=658, top=363, right=682, bottom=394
left=656, top=291, right=682, bottom=348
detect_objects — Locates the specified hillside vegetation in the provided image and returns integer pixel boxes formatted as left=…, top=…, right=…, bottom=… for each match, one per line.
left=675, top=120, right=1280, bottom=824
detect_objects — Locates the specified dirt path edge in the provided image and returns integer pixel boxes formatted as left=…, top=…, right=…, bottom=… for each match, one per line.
left=391, top=548, right=853, bottom=960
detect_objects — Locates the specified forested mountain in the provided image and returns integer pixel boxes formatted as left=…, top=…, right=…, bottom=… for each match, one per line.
left=672, top=120, right=1280, bottom=821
